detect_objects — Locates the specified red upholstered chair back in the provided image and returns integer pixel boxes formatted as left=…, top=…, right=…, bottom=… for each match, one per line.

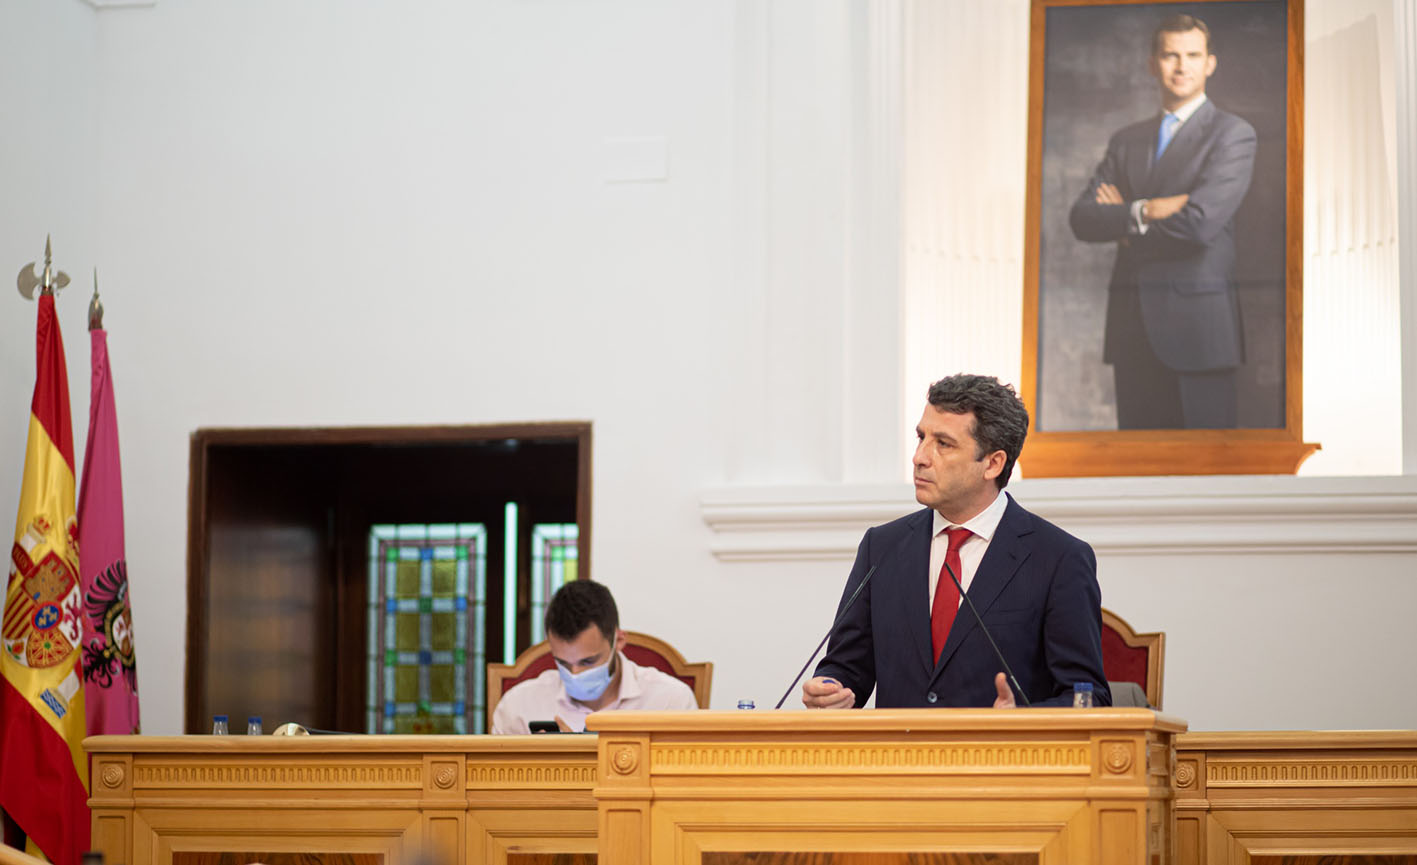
left=486, top=630, right=713, bottom=730
left=1100, top=608, right=1165, bottom=709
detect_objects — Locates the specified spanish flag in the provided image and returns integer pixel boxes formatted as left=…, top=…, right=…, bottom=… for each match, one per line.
left=1, top=292, right=90, bottom=865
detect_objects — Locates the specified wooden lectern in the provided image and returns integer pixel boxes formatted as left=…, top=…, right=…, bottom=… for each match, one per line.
left=586, top=708, right=1186, bottom=865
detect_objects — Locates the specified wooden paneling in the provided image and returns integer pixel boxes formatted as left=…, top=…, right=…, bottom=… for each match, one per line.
left=702, top=850, right=1037, bottom=856
left=1252, top=858, right=1417, bottom=865
left=588, top=709, right=1185, bottom=865
left=1176, top=731, right=1417, bottom=865
left=86, top=734, right=597, bottom=865
left=173, top=854, right=382, bottom=865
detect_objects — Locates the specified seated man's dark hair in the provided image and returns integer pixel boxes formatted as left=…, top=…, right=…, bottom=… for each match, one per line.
left=926, top=373, right=1030, bottom=489
left=545, top=579, right=619, bottom=642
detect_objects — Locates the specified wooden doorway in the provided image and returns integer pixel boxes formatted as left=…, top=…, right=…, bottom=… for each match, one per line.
left=185, top=423, right=590, bottom=734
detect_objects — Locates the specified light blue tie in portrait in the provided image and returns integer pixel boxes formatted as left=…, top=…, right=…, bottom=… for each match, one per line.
left=1155, top=112, right=1181, bottom=160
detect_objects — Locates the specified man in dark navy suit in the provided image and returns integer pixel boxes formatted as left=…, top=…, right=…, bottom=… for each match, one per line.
left=1069, top=14, right=1256, bottom=429
left=802, top=374, right=1110, bottom=709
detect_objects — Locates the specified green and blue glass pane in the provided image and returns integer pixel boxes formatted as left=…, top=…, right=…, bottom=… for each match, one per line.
left=529, top=523, right=579, bottom=644
left=366, top=523, right=486, bottom=734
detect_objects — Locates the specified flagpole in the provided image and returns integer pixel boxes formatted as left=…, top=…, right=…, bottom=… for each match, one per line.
left=78, top=266, right=141, bottom=741
left=3, top=238, right=90, bottom=865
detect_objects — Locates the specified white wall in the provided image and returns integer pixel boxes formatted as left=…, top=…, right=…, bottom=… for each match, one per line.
left=0, top=0, right=1412, bottom=736
left=1, top=0, right=99, bottom=470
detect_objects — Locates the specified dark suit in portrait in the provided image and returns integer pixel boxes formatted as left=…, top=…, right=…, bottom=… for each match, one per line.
left=1069, top=98, right=1256, bottom=429
left=813, top=496, right=1111, bottom=709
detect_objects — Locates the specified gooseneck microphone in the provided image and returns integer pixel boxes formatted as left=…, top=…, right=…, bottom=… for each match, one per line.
left=774, top=565, right=878, bottom=709
left=939, top=558, right=1031, bottom=706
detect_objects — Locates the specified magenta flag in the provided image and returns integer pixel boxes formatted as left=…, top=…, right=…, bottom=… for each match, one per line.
left=77, top=328, right=140, bottom=735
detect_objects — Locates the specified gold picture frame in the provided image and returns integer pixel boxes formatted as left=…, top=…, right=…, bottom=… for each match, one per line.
left=1020, top=0, right=1316, bottom=476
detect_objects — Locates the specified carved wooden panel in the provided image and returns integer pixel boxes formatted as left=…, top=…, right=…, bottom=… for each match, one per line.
left=133, top=762, right=422, bottom=789
left=1206, top=758, right=1417, bottom=787
left=1251, top=858, right=1417, bottom=865
left=173, top=853, right=381, bottom=865
left=466, top=763, right=596, bottom=788
left=650, top=743, right=1090, bottom=775
left=1252, top=850, right=1417, bottom=856
left=702, top=850, right=1037, bottom=856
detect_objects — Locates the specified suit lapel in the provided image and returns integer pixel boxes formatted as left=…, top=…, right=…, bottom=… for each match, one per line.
left=896, top=510, right=936, bottom=676
left=1128, top=117, right=1161, bottom=195
left=931, top=497, right=1033, bottom=679
left=1150, top=99, right=1215, bottom=183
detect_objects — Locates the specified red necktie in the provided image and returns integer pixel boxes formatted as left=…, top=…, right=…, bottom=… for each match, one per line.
left=931, top=527, right=973, bottom=663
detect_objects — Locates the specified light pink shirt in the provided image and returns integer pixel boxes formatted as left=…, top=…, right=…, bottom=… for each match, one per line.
left=491, top=653, right=699, bottom=734
left=927, top=489, right=1009, bottom=611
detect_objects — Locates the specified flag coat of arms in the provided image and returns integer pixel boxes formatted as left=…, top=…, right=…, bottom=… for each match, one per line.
left=79, top=324, right=140, bottom=737
left=1, top=292, right=91, bottom=865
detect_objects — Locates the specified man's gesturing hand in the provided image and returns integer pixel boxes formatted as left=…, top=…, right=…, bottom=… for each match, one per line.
left=802, top=676, right=856, bottom=709
left=992, top=672, right=1017, bottom=709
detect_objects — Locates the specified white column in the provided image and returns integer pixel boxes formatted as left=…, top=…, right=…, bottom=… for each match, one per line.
left=900, top=0, right=1030, bottom=462
left=1398, top=0, right=1417, bottom=473
left=727, top=0, right=907, bottom=486
left=1302, top=0, right=1403, bottom=476
left=726, top=0, right=850, bottom=484
left=842, top=0, right=907, bottom=483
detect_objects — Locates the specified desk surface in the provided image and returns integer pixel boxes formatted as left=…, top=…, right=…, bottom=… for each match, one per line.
left=85, top=733, right=598, bottom=752
left=588, top=706, right=1188, bottom=732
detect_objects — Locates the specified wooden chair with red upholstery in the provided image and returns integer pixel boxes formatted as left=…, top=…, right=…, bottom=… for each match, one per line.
left=1100, top=607, right=1165, bottom=709
left=486, top=630, right=713, bottom=731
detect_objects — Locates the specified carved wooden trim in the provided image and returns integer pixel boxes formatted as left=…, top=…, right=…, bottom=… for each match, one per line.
left=1207, top=758, right=1417, bottom=787
left=610, top=748, right=639, bottom=776
left=100, top=764, right=126, bottom=789
left=649, top=742, right=1091, bottom=775
left=133, top=763, right=422, bottom=788
left=1102, top=742, right=1134, bottom=775
left=465, top=764, right=596, bottom=788
left=1175, top=760, right=1199, bottom=789
left=432, top=763, right=458, bottom=790
left=1146, top=741, right=1171, bottom=783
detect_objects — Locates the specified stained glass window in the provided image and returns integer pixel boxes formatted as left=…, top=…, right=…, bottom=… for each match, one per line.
left=366, top=523, right=487, bottom=734
left=529, top=523, right=579, bottom=644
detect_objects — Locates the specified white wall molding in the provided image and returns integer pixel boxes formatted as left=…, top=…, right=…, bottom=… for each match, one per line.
left=702, top=475, right=1417, bottom=560
left=80, top=0, right=156, bottom=9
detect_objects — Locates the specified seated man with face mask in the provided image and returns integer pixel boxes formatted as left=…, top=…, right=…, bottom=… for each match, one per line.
left=490, top=579, right=699, bottom=734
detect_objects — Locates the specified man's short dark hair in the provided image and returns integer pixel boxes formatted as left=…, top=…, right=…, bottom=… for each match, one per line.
left=926, top=374, right=1029, bottom=489
left=545, top=580, right=619, bottom=642
left=1153, top=13, right=1212, bottom=55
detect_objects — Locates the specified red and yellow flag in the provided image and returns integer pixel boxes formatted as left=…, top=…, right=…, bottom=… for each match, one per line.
left=1, top=292, right=90, bottom=865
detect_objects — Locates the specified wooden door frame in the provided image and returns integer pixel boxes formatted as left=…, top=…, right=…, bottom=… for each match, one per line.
left=184, top=422, right=592, bottom=734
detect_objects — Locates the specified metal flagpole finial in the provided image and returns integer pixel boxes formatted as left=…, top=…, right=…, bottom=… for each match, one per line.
left=89, top=268, right=104, bottom=331
left=17, top=234, right=71, bottom=300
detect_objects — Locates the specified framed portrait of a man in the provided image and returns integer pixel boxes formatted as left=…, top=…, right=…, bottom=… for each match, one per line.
left=1020, top=0, right=1316, bottom=476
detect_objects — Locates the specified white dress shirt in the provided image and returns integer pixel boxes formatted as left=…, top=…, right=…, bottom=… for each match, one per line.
left=927, top=489, right=1010, bottom=612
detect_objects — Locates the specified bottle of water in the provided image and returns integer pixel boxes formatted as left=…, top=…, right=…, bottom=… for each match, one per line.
left=737, top=699, right=755, bottom=710
left=246, top=716, right=263, bottom=735
left=1072, top=682, right=1094, bottom=708
left=211, top=714, right=229, bottom=735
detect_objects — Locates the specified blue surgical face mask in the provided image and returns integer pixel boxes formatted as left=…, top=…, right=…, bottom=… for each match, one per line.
left=557, top=653, right=616, bottom=702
